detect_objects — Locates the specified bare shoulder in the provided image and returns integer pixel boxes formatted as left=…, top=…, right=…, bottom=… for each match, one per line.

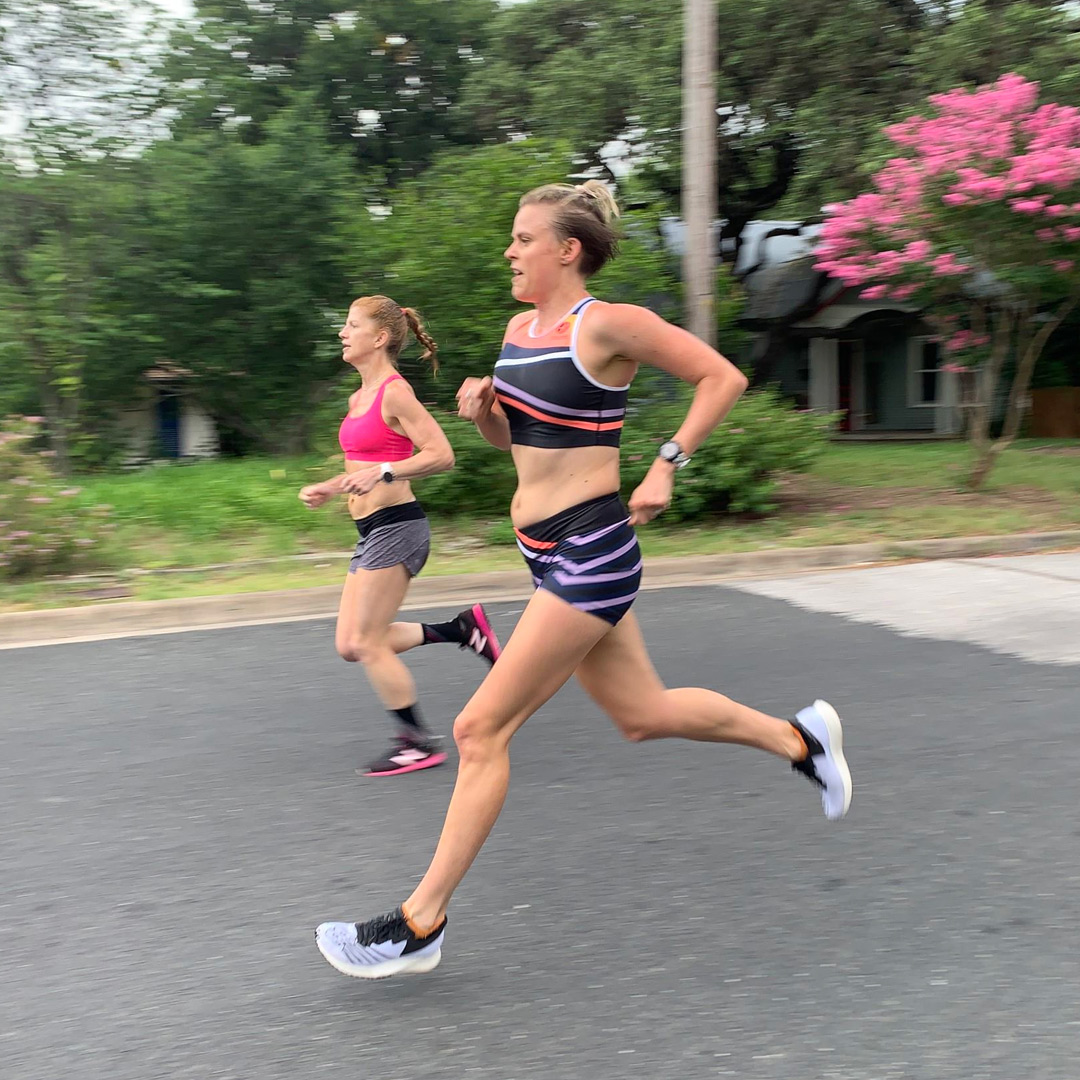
left=584, top=301, right=668, bottom=348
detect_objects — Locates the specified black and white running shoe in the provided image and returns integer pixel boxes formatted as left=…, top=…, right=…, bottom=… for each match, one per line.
left=315, top=908, right=447, bottom=980
left=791, top=699, right=852, bottom=821
left=456, top=603, right=502, bottom=666
left=361, top=735, right=447, bottom=777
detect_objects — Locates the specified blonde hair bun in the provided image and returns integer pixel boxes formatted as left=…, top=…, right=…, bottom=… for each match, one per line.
left=574, top=180, right=621, bottom=224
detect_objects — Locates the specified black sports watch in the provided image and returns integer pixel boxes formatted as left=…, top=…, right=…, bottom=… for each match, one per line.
left=657, top=440, right=691, bottom=469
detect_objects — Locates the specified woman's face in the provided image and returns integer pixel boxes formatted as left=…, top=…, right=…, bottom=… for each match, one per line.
left=504, top=202, right=576, bottom=304
left=338, top=308, right=385, bottom=366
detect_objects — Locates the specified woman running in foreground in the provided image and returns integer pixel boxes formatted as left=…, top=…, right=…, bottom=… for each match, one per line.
left=300, top=296, right=501, bottom=777
left=315, top=187, right=851, bottom=978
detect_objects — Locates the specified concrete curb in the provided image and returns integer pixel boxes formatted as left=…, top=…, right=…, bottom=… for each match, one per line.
left=3, top=529, right=1079, bottom=649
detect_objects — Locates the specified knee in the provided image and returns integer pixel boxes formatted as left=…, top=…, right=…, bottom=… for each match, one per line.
left=336, top=631, right=385, bottom=666
left=614, top=716, right=656, bottom=743
left=452, top=708, right=507, bottom=763
left=607, top=701, right=665, bottom=743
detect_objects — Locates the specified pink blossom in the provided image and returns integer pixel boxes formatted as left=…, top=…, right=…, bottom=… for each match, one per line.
left=1063, top=226, right=1080, bottom=242
left=946, top=330, right=976, bottom=352
left=1046, top=204, right=1071, bottom=217
left=942, top=193, right=970, bottom=207
left=22, top=416, right=44, bottom=424
left=861, top=285, right=888, bottom=300
left=903, top=240, right=933, bottom=261
left=890, top=284, right=918, bottom=300
left=1011, top=198, right=1049, bottom=214
left=931, top=253, right=968, bottom=276
left=942, top=363, right=972, bottom=373
left=1051, top=259, right=1075, bottom=273
left=1037, top=228, right=1058, bottom=242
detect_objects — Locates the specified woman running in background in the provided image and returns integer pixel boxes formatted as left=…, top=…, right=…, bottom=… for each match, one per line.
left=300, top=295, right=501, bottom=777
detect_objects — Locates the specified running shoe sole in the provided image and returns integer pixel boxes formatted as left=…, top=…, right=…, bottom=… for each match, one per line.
left=362, top=751, right=448, bottom=778
left=314, top=935, right=443, bottom=980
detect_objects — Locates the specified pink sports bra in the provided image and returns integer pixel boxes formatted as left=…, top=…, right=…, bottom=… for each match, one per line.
left=338, top=374, right=414, bottom=462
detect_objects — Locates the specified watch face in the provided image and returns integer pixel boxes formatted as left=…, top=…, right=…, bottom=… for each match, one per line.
left=659, top=441, right=678, bottom=460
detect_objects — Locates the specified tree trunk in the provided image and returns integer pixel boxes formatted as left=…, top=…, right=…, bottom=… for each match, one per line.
left=999, top=293, right=1079, bottom=446
left=37, top=374, right=74, bottom=478
left=966, top=306, right=1013, bottom=489
left=967, top=293, right=1079, bottom=489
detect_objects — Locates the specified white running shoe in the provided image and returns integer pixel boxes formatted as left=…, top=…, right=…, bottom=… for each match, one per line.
left=315, top=908, right=446, bottom=980
left=791, top=699, right=852, bottom=821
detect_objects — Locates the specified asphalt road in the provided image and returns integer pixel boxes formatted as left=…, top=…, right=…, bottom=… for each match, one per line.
left=4, top=556, right=1079, bottom=1080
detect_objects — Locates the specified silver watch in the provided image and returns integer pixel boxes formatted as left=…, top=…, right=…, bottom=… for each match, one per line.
left=657, top=440, right=691, bottom=469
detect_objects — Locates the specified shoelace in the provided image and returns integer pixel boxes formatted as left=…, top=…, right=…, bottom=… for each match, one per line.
left=354, top=909, right=410, bottom=946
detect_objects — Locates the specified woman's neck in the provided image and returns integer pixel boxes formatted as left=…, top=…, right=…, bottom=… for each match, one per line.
left=532, top=285, right=590, bottom=335
left=355, top=356, right=397, bottom=389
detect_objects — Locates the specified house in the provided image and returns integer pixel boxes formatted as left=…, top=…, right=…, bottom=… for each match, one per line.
left=117, top=363, right=219, bottom=462
left=732, top=221, right=962, bottom=437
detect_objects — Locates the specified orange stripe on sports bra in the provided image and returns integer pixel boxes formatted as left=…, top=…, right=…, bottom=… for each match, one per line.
left=494, top=392, right=624, bottom=432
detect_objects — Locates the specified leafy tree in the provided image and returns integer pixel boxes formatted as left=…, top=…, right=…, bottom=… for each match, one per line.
left=0, top=0, right=165, bottom=168
left=0, top=163, right=158, bottom=472
left=131, top=95, right=362, bottom=452
left=158, top=0, right=497, bottom=178
left=815, top=74, right=1080, bottom=488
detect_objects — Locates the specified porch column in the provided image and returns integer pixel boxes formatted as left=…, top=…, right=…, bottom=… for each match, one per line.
left=935, top=367, right=960, bottom=434
left=808, top=337, right=838, bottom=413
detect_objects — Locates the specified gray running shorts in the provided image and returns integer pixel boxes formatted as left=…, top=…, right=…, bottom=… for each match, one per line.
left=348, top=502, right=430, bottom=578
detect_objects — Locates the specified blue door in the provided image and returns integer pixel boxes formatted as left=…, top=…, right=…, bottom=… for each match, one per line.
left=156, top=392, right=181, bottom=458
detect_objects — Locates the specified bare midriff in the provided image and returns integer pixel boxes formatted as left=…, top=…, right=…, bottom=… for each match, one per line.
left=508, top=444, right=621, bottom=529
left=344, top=457, right=418, bottom=521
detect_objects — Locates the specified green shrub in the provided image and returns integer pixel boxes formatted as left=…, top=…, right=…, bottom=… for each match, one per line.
left=0, top=416, right=114, bottom=579
left=620, top=389, right=836, bottom=520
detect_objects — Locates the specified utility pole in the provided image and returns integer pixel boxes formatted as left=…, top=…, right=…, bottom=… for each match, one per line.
left=682, top=0, right=717, bottom=346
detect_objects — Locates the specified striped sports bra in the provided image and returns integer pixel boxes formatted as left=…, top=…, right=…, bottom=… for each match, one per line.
left=493, top=297, right=629, bottom=449
left=338, top=374, right=414, bottom=462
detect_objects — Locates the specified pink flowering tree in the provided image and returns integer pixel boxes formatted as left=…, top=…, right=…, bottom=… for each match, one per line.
left=815, top=73, right=1080, bottom=489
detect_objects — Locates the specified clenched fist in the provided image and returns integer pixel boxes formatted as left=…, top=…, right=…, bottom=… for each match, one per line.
left=456, top=376, right=496, bottom=421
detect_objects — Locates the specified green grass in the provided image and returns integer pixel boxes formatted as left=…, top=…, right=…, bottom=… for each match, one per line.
left=2, top=439, right=1078, bottom=612
left=810, top=440, right=1080, bottom=495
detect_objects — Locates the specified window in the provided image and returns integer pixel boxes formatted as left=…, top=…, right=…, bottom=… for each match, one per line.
left=908, top=338, right=941, bottom=407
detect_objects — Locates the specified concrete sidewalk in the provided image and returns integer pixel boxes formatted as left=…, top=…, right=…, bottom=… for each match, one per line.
left=3, top=528, right=1079, bottom=649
